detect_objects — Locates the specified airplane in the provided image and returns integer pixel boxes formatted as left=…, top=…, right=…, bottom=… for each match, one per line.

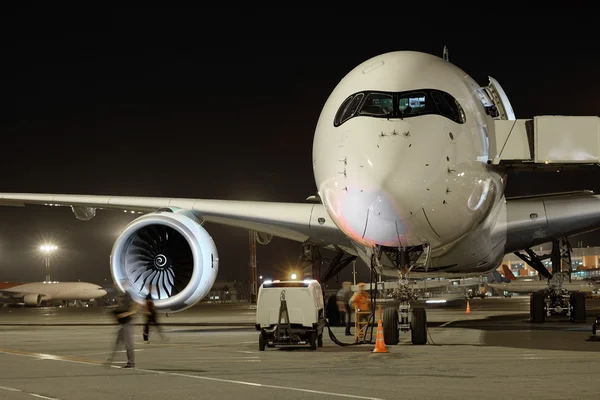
left=0, top=281, right=108, bottom=306
left=1, top=48, right=600, bottom=344
left=486, top=264, right=600, bottom=294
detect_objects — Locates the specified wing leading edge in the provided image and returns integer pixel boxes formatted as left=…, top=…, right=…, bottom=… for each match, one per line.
left=0, top=193, right=354, bottom=252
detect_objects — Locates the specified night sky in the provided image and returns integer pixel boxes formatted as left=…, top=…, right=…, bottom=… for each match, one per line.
left=1, top=9, right=600, bottom=287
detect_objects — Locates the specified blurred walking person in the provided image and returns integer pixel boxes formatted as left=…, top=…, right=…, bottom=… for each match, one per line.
left=143, top=284, right=168, bottom=343
left=336, top=281, right=353, bottom=336
left=106, top=280, right=137, bottom=368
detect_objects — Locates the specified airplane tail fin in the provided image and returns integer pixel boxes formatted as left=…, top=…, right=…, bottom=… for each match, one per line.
left=492, top=270, right=511, bottom=283
left=501, top=264, right=517, bottom=281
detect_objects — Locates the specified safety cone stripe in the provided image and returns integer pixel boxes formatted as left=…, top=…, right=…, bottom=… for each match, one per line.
left=372, top=309, right=388, bottom=353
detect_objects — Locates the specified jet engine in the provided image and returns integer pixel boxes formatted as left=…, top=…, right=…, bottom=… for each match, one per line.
left=23, top=293, right=41, bottom=306
left=110, top=209, right=219, bottom=313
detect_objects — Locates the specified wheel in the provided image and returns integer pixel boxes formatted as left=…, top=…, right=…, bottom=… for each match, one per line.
left=570, top=292, right=586, bottom=323
left=317, top=333, right=323, bottom=347
left=530, top=291, right=546, bottom=323
left=258, top=332, right=266, bottom=351
left=410, top=307, right=427, bottom=345
left=309, top=332, right=317, bottom=350
left=383, top=307, right=399, bottom=345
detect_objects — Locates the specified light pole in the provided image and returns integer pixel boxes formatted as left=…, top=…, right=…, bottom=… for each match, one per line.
left=39, top=244, right=58, bottom=282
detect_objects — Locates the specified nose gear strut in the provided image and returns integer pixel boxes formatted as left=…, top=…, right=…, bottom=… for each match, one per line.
left=372, top=244, right=431, bottom=346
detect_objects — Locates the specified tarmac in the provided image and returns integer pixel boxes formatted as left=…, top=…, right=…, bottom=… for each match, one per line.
left=1, top=297, right=600, bottom=400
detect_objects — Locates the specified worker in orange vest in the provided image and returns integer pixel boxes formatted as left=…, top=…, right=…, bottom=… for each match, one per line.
left=350, top=282, right=371, bottom=316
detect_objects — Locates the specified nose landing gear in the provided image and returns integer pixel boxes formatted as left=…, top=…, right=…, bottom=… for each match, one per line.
left=374, top=245, right=430, bottom=346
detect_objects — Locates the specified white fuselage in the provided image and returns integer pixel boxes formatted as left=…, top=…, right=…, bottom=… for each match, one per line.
left=2, top=282, right=108, bottom=301
left=312, top=51, right=507, bottom=277
left=488, top=280, right=600, bottom=294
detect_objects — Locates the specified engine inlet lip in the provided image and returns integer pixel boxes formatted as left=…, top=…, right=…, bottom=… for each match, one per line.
left=111, top=213, right=201, bottom=310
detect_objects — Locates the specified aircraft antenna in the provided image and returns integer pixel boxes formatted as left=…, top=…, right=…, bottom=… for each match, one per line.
left=443, top=46, right=449, bottom=62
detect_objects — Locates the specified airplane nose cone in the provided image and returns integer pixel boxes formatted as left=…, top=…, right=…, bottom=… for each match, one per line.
left=317, top=120, right=426, bottom=247
left=338, top=188, right=405, bottom=246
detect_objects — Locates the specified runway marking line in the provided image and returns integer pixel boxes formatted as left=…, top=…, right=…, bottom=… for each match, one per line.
left=0, top=383, right=62, bottom=400
left=0, top=348, right=387, bottom=400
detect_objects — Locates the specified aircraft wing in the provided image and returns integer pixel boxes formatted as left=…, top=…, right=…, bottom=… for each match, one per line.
left=0, top=193, right=353, bottom=251
left=504, top=191, right=600, bottom=253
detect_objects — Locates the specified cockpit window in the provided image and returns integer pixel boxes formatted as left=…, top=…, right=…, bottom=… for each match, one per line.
left=334, top=93, right=364, bottom=126
left=333, top=89, right=466, bottom=127
left=334, top=96, right=354, bottom=126
left=359, top=93, right=393, bottom=116
left=399, top=92, right=435, bottom=116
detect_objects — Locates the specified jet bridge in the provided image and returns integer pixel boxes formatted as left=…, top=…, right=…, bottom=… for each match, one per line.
left=489, top=115, right=600, bottom=168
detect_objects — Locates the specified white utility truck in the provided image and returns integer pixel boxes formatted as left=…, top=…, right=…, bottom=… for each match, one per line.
left=255, top=279, right=326, bottom=351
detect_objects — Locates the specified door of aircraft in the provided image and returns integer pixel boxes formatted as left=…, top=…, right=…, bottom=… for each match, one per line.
left=486, top=77, right=516, bottom=120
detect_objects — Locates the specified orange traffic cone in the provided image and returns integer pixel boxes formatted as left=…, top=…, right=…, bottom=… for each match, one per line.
left=372, top=306, right=388, bottom=353
left=466, top=300, right=471, bottom=314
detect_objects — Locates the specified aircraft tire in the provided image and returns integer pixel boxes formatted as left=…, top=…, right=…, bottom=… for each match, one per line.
left=530, top=292, right=545, bottom=323
left=570, top=292, right=586, bottom=323
left=410, top=307, right=427, bottom=345
left=383, top=307, right=399, bottom=345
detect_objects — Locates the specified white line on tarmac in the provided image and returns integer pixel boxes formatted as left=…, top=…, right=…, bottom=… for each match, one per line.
left=29, top=394, right=61, bottom=400
left=68, top=349, right=144, bottom=356
left=0, top=350, right=386, bottom=400
left=0, top=383, right=63, bottom=400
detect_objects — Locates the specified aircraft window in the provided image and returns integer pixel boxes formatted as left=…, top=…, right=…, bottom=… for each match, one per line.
left=333, top=89, right=465, bottom=126
left=359, top=93, right=393, bottom=116
left=334, top=96, right=354, bottom=126
left=334, top=93, right=364, bottom=126
left=440, top=91, right=466, bottom=123
left=344, top=93, right=364, bottom=120
left=430, top=91, right=458, bottom=121
left=398, top=92, right=436, bottom=116
left=444, top=93, right=466, bottom=123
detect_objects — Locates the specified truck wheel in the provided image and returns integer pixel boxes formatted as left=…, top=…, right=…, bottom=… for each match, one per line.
left=317, top=333, right=323, bottom=347
left=530, top=292, right=545, bottom=323
left=309, top=332, right=317, bottom=350
left=410, top=307, right=427, bottom=345
left=258, top=332, right=266, bottom=351
left=383, top=307, right=399, bottom=345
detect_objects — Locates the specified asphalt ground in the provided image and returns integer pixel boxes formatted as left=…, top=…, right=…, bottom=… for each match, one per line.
left=1, top=296, right=599, bottom=400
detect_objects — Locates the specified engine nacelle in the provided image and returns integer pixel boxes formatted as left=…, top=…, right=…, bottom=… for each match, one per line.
left=110, top=210, right=219, bottom=313
left=23, top=293, right=41, bottom=306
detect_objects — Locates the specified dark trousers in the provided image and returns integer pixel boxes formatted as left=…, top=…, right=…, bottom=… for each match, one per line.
left=143, top=315, right=166, bottom=341
left=344, top=304, right=352, bottom=334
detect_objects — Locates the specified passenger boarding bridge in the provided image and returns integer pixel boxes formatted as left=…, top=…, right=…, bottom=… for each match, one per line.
left=480, top=77, right=600, bottom=168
